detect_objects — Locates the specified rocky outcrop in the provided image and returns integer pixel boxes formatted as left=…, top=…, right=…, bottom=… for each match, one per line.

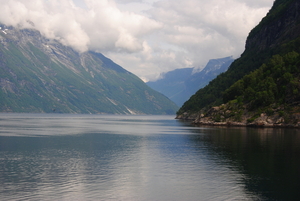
left=176, top=103, right=300, bottom=128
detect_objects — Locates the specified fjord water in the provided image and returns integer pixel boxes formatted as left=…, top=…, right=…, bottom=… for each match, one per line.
left=0, top=114, right=299, bottom=200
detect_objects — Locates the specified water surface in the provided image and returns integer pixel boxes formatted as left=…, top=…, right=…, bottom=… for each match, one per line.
left=0, top=113, right=299, bottom=200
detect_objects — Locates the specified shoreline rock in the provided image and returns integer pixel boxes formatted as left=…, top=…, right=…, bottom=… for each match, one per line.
left=190, top=120, right=300, bottom=128
left=176, top=105, right=300, bottom=128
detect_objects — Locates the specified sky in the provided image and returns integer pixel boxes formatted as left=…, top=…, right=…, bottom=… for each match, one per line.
left=0, top=0, right=274, bottom=81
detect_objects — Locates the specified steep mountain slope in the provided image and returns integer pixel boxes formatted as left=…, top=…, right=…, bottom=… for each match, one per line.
left=0, top=25, right=178, bottom=114
left=176, top=0, right=300, bottom=126
left=147, top=57, right=233, bottom=106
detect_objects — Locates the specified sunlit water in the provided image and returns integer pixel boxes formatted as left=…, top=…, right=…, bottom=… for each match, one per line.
left=0, top=113, right=300, bottom=200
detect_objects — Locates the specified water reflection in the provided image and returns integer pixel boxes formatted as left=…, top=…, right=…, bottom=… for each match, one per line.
left=0, top=114, right=299, bottom=200
left=186, top=126, right=300, bottom=201
left=0, top=133, right=142, bottom=200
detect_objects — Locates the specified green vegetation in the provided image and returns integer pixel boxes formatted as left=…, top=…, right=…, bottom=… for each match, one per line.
left=248, top=0, right=295, bottom=39
left=177, top=0, right=300, bottom=119
left=223, top=51, right=300, bottom=110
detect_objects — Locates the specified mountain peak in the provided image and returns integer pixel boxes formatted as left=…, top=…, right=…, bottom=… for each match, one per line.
left=147, top=57, right=233, bottom=106
left=0, top=25, right=178, bottom=114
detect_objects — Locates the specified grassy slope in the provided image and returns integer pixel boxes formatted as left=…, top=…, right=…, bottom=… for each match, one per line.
left=0, top=29, right=178, bottom=114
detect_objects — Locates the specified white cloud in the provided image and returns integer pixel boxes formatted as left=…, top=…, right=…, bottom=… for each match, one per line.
left=142, top=0, right=274, bottom=72
left=0, top=0, right=274, bottom=81
left=0, top=0, right=161, bottom=53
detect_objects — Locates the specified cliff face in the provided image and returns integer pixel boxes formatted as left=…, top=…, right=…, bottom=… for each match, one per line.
left=176, top=0, right=300, bottom=127
left=246, top=0, right=300, bottom=51
left=0, top=25, right=178, bottom=114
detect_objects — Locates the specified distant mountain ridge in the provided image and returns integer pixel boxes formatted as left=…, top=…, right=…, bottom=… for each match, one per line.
left=0, top=24, right=178, bottom=114
left=147, top=56, right=233, bottom=106
left=147, top=68, right=193, bottom=106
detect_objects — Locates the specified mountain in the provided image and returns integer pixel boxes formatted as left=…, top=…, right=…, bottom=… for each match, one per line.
left=147, top=57, right=233, bottom=106
left=176, top=0, right=300, bottom=127
left=147, top=68, right=193, bottom=106
left=0, top=24, right=178, bottom=114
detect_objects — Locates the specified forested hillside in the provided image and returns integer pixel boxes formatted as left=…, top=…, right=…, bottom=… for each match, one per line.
left=176, top=0, right=300, bottom=127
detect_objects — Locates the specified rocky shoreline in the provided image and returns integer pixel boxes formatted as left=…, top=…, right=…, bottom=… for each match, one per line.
left=176, top=105, right=300, bottom=128
left=176, top=115, right=300, bottom=128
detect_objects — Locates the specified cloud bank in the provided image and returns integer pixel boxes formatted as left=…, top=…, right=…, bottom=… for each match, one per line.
left=0, top=0, right=274, bottom=81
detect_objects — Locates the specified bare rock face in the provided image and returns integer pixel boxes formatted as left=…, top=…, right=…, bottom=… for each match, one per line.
left=246, top=0, right=300, bottom=51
